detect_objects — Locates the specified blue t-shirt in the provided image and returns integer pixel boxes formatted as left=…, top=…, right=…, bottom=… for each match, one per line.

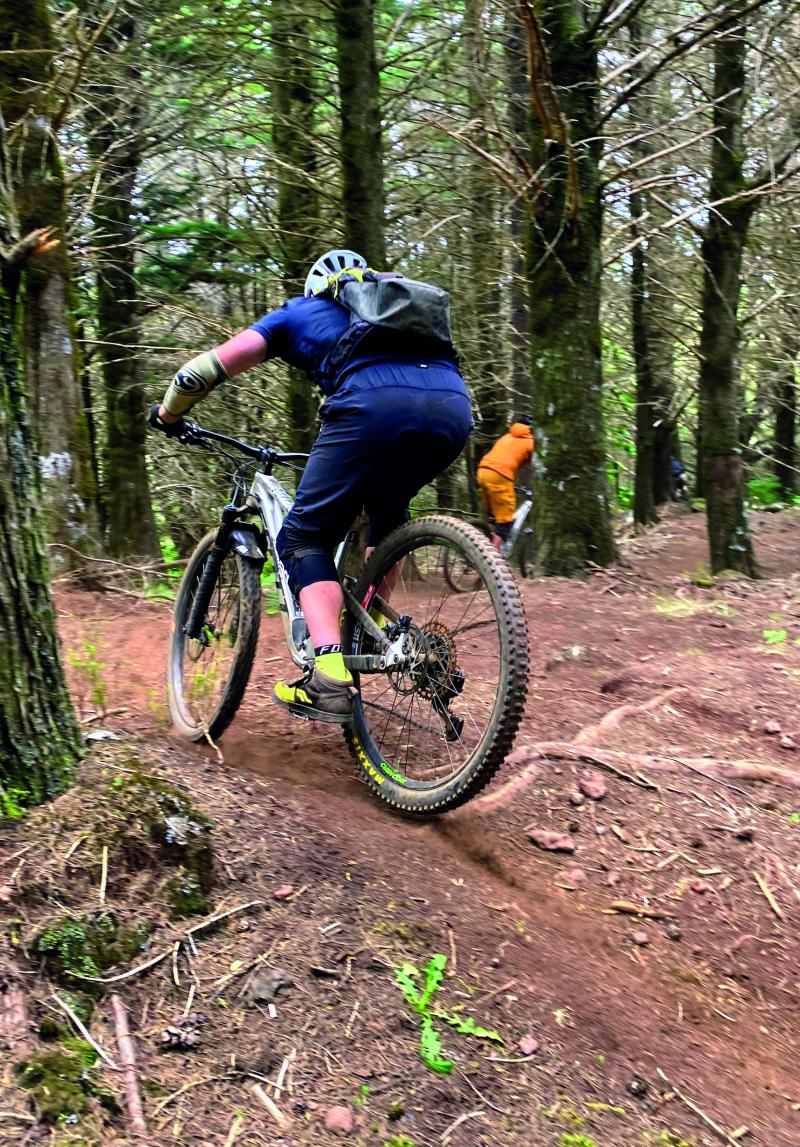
left=250, top=295, right=458, bottom=396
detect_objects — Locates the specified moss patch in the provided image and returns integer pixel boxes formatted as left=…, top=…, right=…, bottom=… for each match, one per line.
left=35, top=912, right=151, bottom=984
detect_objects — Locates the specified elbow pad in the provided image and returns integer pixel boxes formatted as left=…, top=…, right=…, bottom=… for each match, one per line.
left=162, top=350, right=230, bottom=416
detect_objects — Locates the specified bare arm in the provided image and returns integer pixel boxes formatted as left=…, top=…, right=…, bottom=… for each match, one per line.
left=158, top=329, right=268, bottom=422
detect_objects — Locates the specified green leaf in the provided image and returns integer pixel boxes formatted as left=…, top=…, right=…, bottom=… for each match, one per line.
left=419, top=953, right=447, bottom=1010
left=419, top=1014, right=453, bottom=1074
left=763, top=628, right=788, bottom=645
left=436, top=1011, right=504, bottom=1044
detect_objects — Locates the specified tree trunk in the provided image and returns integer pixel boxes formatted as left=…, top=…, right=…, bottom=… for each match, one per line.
left=627, top=15, right=678, bottom=518
left=698, top=3, right=757, bottom=575
left=505, top=9, right=532, bottom=410
left=0, top=224, right=82, bottom=805
left=0, top=0, right=100, bottom=564
left=83, top=10, right=159, bottom=560
left=334, top=0, right=386, bottom=266
left=773, top=328, right=798, bottom=498
left=273, top=3, right=322, bottom=451
left=522, top=0, right=616, bottom=574
left=465, top=0, right=507, bottom=457
left=630, top=184, right=657, bottom=527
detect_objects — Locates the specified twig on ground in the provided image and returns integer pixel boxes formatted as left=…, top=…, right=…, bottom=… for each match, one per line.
left=185, top=901, right=262, bottom=938
left=440, top=1108, right=485, bottom=1142
left=99, top=844, right=108, bottom=904
left=754, top=873, right=784, bottom=920
left=171, top=941, right=181, bottom=987
left=657, top=1068, right=741, bottom=1146
left=223, top=1113, right=246, bottom=1147
left=476, top=978, right=517, bottom=1007
left=153, top=1074, right=234, bottom=1116
left=0, top=1112, right=35, bottom=1123
left=67, top=947, right=170, bottom=985
left=51, top=992, right=117, bottom=1069
left=457, top=1069, right=512, bottom=1116
left=183, top=983, right=196, bottom=1017
left=604, top=900, right=671, bottom=920
left=250, top=1082, right=286, bottom=1126
left=447, top=927, right=458, bottom=975
left=110, top=994, right=147, bottom=1138
left=344, top=1000, right=360, bottom=1039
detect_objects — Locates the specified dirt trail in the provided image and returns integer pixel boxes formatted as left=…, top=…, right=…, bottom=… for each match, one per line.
left=52, top=506, right=800, bottom=1146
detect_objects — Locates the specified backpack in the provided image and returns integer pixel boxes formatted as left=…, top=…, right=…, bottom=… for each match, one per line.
left=314, top=269, right=458, bottom=391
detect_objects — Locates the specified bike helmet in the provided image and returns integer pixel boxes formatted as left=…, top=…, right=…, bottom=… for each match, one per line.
left=304, top=248, right=368, bottom=297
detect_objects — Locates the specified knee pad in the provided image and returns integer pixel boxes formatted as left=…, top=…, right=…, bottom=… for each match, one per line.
left=495, top=520, right=512, bottom=542
left=276, top=527, right=337, bottom=595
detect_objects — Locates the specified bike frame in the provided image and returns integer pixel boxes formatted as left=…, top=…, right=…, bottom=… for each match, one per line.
left=500, top=489, right=532, bottom=558
left=180, top=422, right=397, bottom=674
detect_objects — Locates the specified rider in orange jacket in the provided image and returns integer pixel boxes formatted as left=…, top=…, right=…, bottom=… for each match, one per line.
left=477, top=418, right=534, bottom=550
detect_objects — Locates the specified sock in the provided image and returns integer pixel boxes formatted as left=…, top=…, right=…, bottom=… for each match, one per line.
left=314, top=644, right=353, bottom=684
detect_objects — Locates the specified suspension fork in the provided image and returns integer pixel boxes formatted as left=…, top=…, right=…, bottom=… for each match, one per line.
left=184, top=506, right=241, bottom=640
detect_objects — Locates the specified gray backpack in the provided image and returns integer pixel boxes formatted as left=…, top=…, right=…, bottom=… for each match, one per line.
left=316, top=270, right=458, bottom=391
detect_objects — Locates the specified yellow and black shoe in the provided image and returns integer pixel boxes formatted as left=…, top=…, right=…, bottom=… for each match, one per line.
left=273, top=649, right=356, bottom=724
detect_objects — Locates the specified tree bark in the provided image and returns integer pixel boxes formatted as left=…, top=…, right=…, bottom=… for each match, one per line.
left=0, top=227, right=82, bottom=806
left=505, top=9, right=532, bottom=410
left=0, top=0, right=100, bottom=564
left=773, top=327, right=798, bottom=498
left=273, top=3, right=322, bottom=451
left=334, top=0, right=386, bottom=266
left=465, top=0, right=507, bottom=456
left=697, top=3, right=757, bottom=575
left=83, top=10, right=159, bottom=560
left=522, top=0, right=616, bottom=575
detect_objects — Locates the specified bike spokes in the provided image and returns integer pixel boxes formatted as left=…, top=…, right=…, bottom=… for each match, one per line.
left=354, top=540, right=503, bottom=786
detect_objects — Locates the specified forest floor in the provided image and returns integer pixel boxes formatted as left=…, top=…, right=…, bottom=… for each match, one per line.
left=3, top=506, right=800, bottom=1147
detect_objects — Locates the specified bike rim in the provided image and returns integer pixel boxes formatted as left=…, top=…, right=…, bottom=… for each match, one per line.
left=175, top=551, right=244, bottom=730
left=352, top=538, right=505, bottom=788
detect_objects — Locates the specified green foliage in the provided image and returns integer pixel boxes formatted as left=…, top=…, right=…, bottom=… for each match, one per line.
left=383, top=1138, right=416, bottom=1147
left=558, top=1137, right=600, bottom=1147
left=394, top=954, right=503, bottom=1075
left=164, top=865, right=210, bottom=919
left=66, top=641, right=107, bottom=713
left=747, top=475, right=783, bottom=506
left=14, top=1042, right=103, bottom=1124
left=35, top=913, right=151, bottom=983
left=762, top=627, right=788, bottom=644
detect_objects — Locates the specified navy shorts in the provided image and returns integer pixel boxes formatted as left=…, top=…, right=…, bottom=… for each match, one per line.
left=276, top=361, right=473, bottom=592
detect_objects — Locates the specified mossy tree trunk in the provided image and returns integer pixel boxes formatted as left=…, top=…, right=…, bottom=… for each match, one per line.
left=83, top=8, right=159, bottom=559
left=334, top=0, right=386, bottom=266
left=0, top=0, right=100, bottom=566
left=697, top=3, right=757, bottom=575
left=0, top=206, right=82, bottom=805
left=465, top=0, right=507, bottom=457
left=272, top=2, right=322, bottom=451
left=523, top=0, right=616, bottom=574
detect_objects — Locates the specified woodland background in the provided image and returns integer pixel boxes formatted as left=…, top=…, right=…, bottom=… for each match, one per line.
left=3, top=0, right=800, bottom=783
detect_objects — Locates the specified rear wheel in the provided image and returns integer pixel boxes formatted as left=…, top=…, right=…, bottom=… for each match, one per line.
left=168, top=531, right=262, bottom=742
left=343, top=515, right=529, bottom=814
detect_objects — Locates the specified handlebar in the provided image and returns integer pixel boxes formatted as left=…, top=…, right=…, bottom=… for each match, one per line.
left=178, top=420, right=309, bottom=471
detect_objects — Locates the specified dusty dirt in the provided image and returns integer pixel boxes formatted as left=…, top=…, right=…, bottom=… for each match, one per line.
left=3, top=505, right=800, bottom=1146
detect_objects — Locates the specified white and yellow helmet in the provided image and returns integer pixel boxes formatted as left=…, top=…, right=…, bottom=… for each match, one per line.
left=304, top=248, right=368, bottom=297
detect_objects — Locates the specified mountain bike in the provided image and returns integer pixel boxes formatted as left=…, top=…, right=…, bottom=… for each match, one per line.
left=166, top=420, right=529, bottom=815
left=444, top=489, right=533, bottom=592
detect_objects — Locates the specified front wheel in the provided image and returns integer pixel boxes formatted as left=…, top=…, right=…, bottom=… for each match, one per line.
left=343, top=515, right=529, bottom=814
left=168, top=531, right=262, bottom=742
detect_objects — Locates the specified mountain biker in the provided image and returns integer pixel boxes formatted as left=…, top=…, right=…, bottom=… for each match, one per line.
left=670, top=456, right=686, bottom=501
left=476, top=417, right=534, bottom=550
left=149, top=249, right=473, bottom=724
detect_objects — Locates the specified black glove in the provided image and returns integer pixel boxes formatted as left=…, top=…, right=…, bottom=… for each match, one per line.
left=148, top=403, right=186, bottom=438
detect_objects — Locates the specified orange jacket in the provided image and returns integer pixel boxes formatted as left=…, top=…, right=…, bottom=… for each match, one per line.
left=478, top=423, right=534, bottom=481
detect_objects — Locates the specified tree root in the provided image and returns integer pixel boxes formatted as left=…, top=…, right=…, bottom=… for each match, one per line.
left=472, top=741, right=800, bottom=816
left=110, top=994, right=147, bottom=1138
left=573, top=687, right=685, bottom=747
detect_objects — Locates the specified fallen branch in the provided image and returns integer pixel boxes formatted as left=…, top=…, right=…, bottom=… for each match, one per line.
left=51, top=992, right=117, bottom=1069
left=753, top=873, right=783, bottom=920
left=250, top=1082, right=286, bottom=1126
left=657, top=1067, right=742, bottom=1146
left=67, top=947, right=170, bottom=985
left=110, top=994, right=147, bottom=1138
